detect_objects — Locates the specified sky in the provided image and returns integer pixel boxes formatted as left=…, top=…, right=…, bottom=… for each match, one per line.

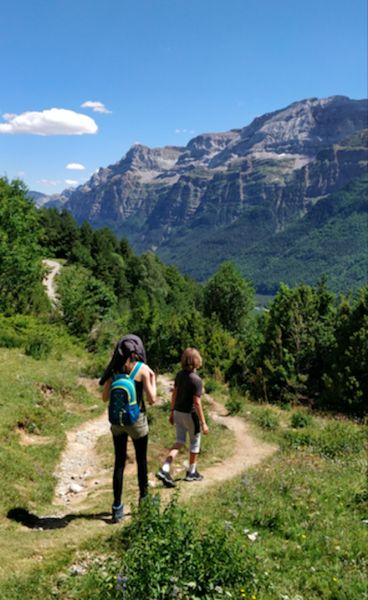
left=0, top=0, right=367, bottom=194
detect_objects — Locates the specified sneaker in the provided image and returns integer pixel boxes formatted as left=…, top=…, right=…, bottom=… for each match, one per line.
left=112, top=503, right=124, bottom=523
left=184, top=470, right=204, bottom=482
left=156, top=467, right=176, bottom=488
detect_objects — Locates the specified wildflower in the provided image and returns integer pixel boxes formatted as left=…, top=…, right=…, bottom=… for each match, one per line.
left=247, top=532, right=258, bottom=542
left=116, top=574, right=128, bottom=593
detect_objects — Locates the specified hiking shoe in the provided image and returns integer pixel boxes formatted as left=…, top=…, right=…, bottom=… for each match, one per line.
left=184, top=470, right=204, bottom=482
left=156, top=468, right=176, bottom=488
left=112, top=503, right=124, bottom=523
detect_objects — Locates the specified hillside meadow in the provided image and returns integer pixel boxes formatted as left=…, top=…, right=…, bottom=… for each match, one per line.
left=0, top=331, right=366, bottom=599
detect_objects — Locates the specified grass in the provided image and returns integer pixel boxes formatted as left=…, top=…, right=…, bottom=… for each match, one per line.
left=0, top=345, right=102, bottom=513
left=0, top=318, right=108, bottom=589
left=0, top=337, right=366, bottom=599
left=55, top=398, right=367, bottom=599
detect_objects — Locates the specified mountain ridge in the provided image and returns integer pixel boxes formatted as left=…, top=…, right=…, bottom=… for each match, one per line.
left=35, top=95, right=368, bottom=291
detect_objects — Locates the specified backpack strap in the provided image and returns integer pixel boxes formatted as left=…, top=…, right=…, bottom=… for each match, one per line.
left=129, top=361, right=143, bottom=380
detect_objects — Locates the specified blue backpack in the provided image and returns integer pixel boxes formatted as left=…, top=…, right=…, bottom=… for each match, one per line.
left=109, top=362, right=143, bottom=426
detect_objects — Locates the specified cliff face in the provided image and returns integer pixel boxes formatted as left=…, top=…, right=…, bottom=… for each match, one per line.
left=44, top=96, right=367, bottom=279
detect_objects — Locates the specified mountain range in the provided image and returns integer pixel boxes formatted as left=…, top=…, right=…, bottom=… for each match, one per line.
left=34, top=95, right=368, bottom=292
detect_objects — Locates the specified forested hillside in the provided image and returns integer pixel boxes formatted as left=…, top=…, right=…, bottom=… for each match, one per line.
left=1, top=177, right=367, bottom=415
left=36, top=96, right=368, bottom=292
left=0, top=176, right=367, bottom=599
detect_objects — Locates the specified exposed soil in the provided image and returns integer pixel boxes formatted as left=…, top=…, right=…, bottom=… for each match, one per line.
left=42, top=259, right=62, bottom=307
left=52, top=375, right=276, bottom=510
left=42, top=259, right=277, bottom=512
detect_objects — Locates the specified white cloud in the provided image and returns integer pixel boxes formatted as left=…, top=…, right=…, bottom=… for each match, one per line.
left=65, top=179, right=79, bottom=187
left=37, top=179, right=61, bottom=187
left=175, top=128, right=195, bottom=134
left=0, top=108, right=98, bottom=136
left=66, top=162, right=86, bottom=170
left=81, top=100, right=111, bottom=114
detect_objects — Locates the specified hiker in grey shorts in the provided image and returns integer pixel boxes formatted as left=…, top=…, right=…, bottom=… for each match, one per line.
left=156, top=348, right=209, bottom=487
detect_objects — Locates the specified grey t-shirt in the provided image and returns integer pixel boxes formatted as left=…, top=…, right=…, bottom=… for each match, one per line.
left=174, top=369, right=203, bottom=413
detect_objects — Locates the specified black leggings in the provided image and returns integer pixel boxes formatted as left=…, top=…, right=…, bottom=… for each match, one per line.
left=112, top=433, right=148, bottom=505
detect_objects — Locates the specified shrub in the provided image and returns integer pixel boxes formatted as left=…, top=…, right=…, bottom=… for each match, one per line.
left=290, top=410, right=313, bottom=428
left=225, top=389, right=243, bottom=415
left=256, top=408, right=279, bottom=430
left=283, top=420, right=365, bottom=458
left=0, top=331, right=23, bottom=348
left=24, top=335, right=52, bottom=360
left=73, top=495, right=256, bottom=599
left=204, top=377, right=221, bottom=394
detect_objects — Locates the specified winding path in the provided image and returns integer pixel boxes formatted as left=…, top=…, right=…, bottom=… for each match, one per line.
left=42, top=262, right=276, bottom=509
left=42, top=259, right=62, bottom=307
left=52, top=376, right=276, bottom=510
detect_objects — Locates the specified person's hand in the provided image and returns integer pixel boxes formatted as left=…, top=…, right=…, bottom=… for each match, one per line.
left=169, top=411, right=174, bottom=425
left=202, top=423, right=209, bottom=435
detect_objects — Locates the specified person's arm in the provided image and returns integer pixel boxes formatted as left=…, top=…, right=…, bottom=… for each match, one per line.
left=102, top=378, right=112, bottom=403
left=193, top=395, right=209, bottom=434
left=141, top=365, right=156, bottom=405
left=169, top=387, right=177, bottom=424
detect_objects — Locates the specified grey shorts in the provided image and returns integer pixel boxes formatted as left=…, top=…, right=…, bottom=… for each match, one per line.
left=110, top=412, right=149, bottom=440
left=174, top=410, right=201, bottom=453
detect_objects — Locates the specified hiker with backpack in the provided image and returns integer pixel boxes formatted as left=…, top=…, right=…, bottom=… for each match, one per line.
left=100, top=335, right=156, bottom=523
left=156, top=347, right=208, bottom=487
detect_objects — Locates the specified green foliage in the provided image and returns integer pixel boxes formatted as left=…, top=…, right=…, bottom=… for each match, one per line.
left=225, top=388, right=243, bottom=415
left=0, top=178, right=46, bottom=314
left=245, top=281, right=337, bottom=405
left=283, top=420, right=365, bottom=458
left=255, top=407, right=280, bottom=430
left=203, top=261, right=255, bottom=334
left=321, top=286, right=368, bottom=414
left=7, top=183, right=365, bottom=417
left=58, top=265, right=117, bottom=336
left=24, top=335, right=52, bottom=360
left=290, top=410, right=313, bottom=429
left=38, top=207, right=79, bottom=259
left=204, top=377, right=222, bottom=394
left=159, top=173, right=368, bottom=295
left=60, top=495, right=254, bottom=599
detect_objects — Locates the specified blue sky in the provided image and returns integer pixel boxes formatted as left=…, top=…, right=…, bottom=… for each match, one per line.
left=0, top=0, right=367, bottom=194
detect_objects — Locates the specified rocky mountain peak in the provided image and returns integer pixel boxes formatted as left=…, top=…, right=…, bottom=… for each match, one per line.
left=209, top=96, right=368, bottom=167
left=38, top=95, right=367, bottom=256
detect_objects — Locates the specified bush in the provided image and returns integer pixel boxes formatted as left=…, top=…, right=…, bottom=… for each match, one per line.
left=204, top=377, right=221, bottom=394
left=24, top=335, right=52, bottom=360
left=0, top=331, right=23, bottom=348
left=290, top=410, right=313, bottom=428
left=283, top=420, right=365, bottom=458
left=255, top=408, right=279, bottom=430
left=66, top=495, right=256, bottom=599
left=225, top=389, right=243, bottom=415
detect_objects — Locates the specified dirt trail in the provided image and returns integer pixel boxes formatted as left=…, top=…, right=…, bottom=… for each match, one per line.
left=52, top=375, right=276, bottom=510
left=42, top=259, right=62, bottom=307
left=41, top=261, right=276, bottom=508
